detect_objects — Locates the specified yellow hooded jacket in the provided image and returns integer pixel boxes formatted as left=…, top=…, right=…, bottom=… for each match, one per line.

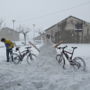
left=4, top=40, right=14, bottom=49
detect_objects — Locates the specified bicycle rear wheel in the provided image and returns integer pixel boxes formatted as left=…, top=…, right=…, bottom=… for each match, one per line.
left=12, top=53, right=21, bottom=64
left=73, top=57, right=86, bottom=71
left=27, top=53, right=36, bottom=64
left=56, top=54, right=65, bottom=69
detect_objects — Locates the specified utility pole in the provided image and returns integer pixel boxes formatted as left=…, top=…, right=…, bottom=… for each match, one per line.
left=33, top=24, right=35, bottom=40
left=11, top=19, right=15, bottom=42
left=12, top=19, right=15, bottom=30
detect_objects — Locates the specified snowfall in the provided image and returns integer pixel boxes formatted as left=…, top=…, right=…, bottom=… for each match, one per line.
left=0, top=40, right=90, bottom=90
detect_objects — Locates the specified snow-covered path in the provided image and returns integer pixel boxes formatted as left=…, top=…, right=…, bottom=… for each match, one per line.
left=0, top=43, right=90, bottom=90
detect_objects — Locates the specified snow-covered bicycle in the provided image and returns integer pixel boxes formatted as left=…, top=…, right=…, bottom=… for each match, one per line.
left=10, top=47, right=36, bottom=64
left=56, top=45, right=86, bottom=71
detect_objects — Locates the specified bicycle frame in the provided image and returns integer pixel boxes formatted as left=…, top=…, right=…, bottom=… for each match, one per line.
left=16, top=47, right=32, bottom=60
left=58, top=46, right=77, bottom=61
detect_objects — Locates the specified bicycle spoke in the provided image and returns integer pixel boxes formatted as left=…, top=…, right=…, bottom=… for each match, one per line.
left=56, top=54, right=65, bottom=69
left=12, top=53, right=21, bottom=64
left=72, top=57, right=86, bottom=71
left=27, top=54, right=36, bottom=64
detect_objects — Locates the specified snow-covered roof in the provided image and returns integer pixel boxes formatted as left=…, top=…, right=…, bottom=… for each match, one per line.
left=1, top=27, right=19, bottom=33
left=45, top=15, right=89, bottom=32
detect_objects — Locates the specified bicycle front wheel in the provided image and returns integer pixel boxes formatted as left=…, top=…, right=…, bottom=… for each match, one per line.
left=27, top=53, right=36, bottom=64
left=73, top=57, right=86, bottom=71
left=56, top=54, right=65, bottom=69
left=12, top=53, right=21, bottom=64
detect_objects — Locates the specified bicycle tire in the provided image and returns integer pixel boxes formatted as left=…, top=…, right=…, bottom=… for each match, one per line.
left=72, top=57, right=86, bottom=71
left=56, top=54, right=65, bottom=69
left=9, top=53, right=13, bottom=62
left=12, top=53, right=21, bottom=64
left=27, top=53, right=36, bottom=64
left=56, top=54, right=62, bottom=63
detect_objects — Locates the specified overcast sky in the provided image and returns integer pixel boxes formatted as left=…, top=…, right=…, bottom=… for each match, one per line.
left=0, top=0, right=90, bottom=30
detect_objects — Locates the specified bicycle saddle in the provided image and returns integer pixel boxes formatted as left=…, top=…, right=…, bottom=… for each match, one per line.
left=58, top=45, right=67, bottom=49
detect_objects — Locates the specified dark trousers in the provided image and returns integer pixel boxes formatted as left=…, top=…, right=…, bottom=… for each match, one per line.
left=6, top=48, right=13, bottom=62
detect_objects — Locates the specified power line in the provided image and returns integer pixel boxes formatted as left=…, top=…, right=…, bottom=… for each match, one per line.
left=18, top=0, right=90, bottom=22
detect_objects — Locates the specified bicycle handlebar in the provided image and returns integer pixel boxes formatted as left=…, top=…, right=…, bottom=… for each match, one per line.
left=58, top=46, right=77, bottom=50
left=25, top=47, right=31, bottom=49
left=15, top=47, right=31, bottom=52
left=71, top=47, right=77, bottom=49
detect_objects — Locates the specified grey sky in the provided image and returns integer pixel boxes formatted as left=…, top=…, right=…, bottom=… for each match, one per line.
left=0, top=0, right=90, bottom=30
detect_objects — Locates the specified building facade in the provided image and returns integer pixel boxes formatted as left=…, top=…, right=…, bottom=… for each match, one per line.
left=43, top=16, right=90, bottom=43
left=0, top=27, right=19, bottom=41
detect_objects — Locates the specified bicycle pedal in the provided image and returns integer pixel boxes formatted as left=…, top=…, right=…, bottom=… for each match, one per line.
left=63, top=66, right=66, bottom=69
left=58, top=60, right=60, bottom=63
left=70, top=61, right=75, bottom=65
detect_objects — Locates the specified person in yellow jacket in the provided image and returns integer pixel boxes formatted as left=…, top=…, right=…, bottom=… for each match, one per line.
left=1, top=38, right=14, bottom=62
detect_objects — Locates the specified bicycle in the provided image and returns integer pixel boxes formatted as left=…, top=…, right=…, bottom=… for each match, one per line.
left=11, top=47, right=36, bottom=64
left=56, top=45, right=86, bottom=71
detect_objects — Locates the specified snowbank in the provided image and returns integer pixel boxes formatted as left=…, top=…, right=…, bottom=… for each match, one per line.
left=0, top=42, right=90, bottom=90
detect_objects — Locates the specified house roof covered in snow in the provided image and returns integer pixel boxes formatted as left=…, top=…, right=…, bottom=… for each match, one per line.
left=45, top=15, right=89, bottom=32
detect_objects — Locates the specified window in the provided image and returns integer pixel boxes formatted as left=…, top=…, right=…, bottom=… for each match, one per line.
left=75, top=23, right=83, bottom=29
left=46, top=34, right=50, bottom=39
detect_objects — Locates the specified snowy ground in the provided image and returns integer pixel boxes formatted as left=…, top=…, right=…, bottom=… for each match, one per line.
left=0, top=41, right=90, bottom=90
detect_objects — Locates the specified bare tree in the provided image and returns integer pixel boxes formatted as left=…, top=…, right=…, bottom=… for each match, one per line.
left=17, top=25, right=30, bottom=45
left=0, top=19, right=4, bottom=29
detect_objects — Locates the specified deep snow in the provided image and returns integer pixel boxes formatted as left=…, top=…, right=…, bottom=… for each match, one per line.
left=0, top=41, right=90, bottom=90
